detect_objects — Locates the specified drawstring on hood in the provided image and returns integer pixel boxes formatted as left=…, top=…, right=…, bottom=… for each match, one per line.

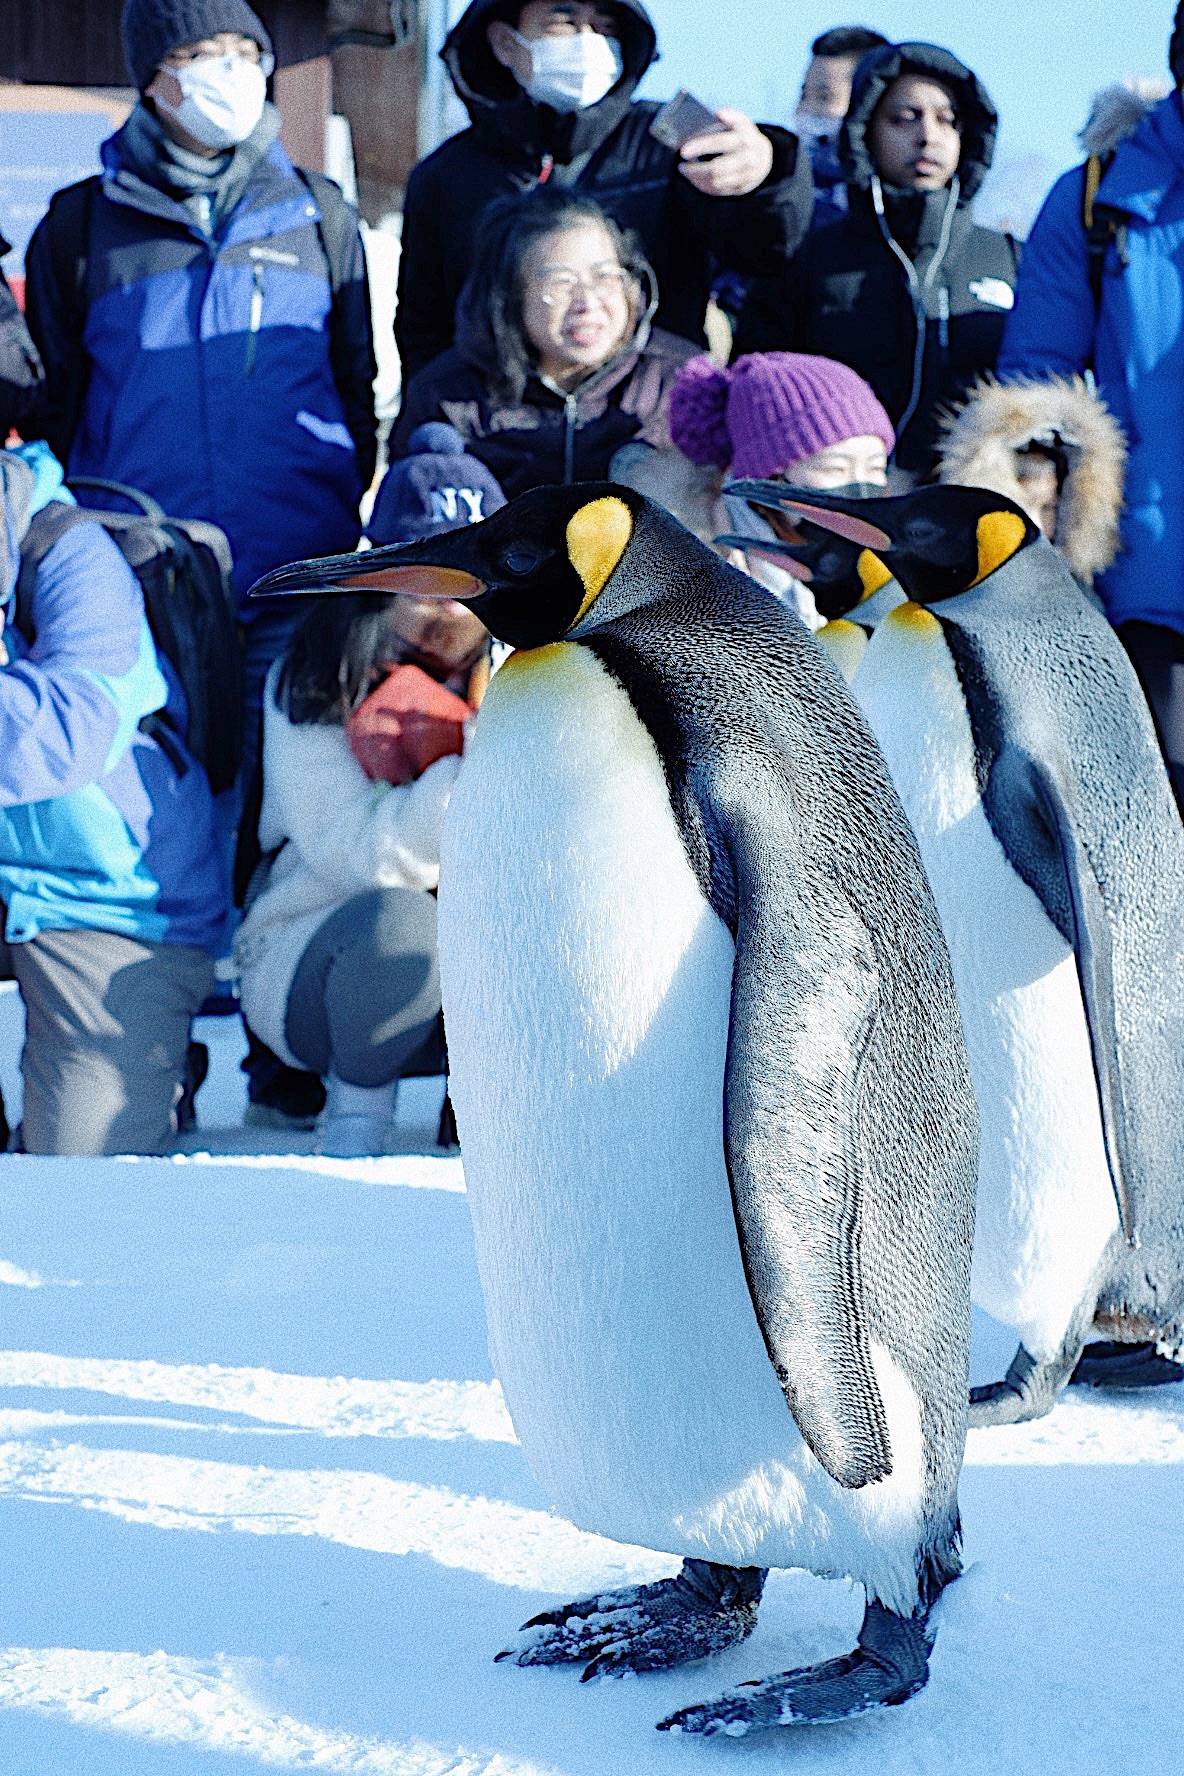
left=870, top=170, right=960, bottom=444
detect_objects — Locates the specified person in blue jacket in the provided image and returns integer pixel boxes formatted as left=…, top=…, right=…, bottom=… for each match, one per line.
left=0, top=448, right=225, bottom=1155
left=997, top=8, right=1184, bottom=806
left=23, top=0, right=378, bottom=769
left=24, top=0, right=379, bottom=1127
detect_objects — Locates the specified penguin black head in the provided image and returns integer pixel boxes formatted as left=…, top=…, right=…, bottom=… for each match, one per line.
left=727, top=481, right=1041, bottom=611
left=714, top=496, right=895, bottom=621
left=248, top=483, right=646, bottom=650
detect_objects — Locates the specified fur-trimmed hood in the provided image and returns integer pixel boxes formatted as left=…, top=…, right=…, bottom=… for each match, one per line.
left=938, top=377, right=1126, bottom=586
left=1079, top=78, right=1171, bottom=159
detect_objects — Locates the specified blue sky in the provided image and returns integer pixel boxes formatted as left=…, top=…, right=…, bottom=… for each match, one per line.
left=632, top=0, right=1170, bottom=217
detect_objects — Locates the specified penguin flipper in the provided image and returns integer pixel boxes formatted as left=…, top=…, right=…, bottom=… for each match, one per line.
left=656, top=1599, right=931, bottom=1737
left=724, top=879, right=892, bottom=1490
left=988, top=748, right=1136, bottom=1242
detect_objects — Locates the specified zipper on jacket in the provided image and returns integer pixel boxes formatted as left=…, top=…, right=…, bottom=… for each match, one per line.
left=871, top=173, right=959, bottom=453
left=937, top=284, right=950, bottom=350
left=244, top=261, right=264, bottom=375
left=563, top=391, right=578, bottom=481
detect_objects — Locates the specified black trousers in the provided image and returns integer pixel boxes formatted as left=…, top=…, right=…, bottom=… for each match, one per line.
left=1117, top=620, right=1184, bottom=815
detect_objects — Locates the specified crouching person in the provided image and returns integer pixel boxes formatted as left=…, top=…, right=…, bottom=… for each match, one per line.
left=235, top=591, right=491, bottom=1156
left=0, top=450, right=225, bottom=1154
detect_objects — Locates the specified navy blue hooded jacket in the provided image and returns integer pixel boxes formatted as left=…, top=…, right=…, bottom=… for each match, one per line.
left=24, top=111, right=377, bottom=615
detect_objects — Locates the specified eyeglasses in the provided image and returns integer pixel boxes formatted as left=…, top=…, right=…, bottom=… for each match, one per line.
left=535, top=264, right=634, bottom=308
left=163, top=38, right=274, bottom=73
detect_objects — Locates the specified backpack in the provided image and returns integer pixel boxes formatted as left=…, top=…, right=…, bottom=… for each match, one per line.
left=15, top=478, right=242, bottom=795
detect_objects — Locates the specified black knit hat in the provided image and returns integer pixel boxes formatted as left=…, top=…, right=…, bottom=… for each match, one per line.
left=121, top=0, right=273, bottom=91
left=1173, top=3, right=1184, bottom=83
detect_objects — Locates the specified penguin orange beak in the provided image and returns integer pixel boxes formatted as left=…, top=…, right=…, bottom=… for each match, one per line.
left=247, top=535, right=488, bottom=604
left=727, top=481, right=893, bottom=553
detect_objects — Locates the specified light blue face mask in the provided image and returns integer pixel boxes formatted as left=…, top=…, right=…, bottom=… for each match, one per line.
left=509, top=27, right=624, bottom=112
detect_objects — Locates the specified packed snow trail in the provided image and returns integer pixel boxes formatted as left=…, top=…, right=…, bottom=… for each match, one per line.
left=0, top=1003, right=1180, bottom=1772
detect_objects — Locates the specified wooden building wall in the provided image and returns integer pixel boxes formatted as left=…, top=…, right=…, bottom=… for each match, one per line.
left=0, top=0, right=425, bottom=218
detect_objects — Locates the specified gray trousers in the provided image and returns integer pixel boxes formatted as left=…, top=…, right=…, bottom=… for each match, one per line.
left=0, top=922, right=213, bottom=1156
left=285, top=887, right=442, bottom=1088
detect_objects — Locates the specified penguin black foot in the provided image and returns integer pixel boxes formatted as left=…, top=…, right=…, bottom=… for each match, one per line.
left=656, top=1599, right=931, bottom=1738
left=1070, top=1340, right=1184, bottom=1390
left=496, top=1560, right=765, bottom=1681
left=968, top=1340, right=1080, bottom=1426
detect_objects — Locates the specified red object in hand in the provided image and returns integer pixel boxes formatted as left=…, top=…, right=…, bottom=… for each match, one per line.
left=346, top=663, right=474, bottom=786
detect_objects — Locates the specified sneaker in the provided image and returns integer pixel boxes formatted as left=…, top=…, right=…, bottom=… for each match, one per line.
left=316, top=1074, right=396, bottom=1158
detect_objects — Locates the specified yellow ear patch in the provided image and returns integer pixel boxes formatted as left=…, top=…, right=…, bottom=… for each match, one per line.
left=970, top=509, right=1028, bottom=587
left=566, top=497, right=634, bottom=625
left=856, top=549, right=893, bottom=600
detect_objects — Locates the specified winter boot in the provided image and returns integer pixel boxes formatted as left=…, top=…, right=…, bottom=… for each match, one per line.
left=316, top=1074, right=397, bottom=1157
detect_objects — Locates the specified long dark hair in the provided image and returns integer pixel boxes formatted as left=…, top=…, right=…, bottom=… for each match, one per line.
left=276, top=595, right=415, bottom=726
left=455, top=186, right=653, bottom=405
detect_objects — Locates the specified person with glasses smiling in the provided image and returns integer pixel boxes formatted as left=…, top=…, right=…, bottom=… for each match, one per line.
left=390, top=186, right=698, bottom=499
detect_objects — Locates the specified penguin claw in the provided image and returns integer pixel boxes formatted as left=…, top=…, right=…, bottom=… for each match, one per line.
left=496, top=1563, right=764, bottom=1676
left=656, top=1602, right=931, bottom=1737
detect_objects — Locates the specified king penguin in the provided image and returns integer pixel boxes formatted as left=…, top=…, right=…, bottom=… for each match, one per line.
left=249, top=485, right=979, bottom=1737
left=732, top=478, right=1184, bottom=1422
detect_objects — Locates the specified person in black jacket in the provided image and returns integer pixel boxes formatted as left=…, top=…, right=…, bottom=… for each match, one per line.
left=0, top=252, right=44, bottom=439
left=734, top=42, right=1018, bottom=480
left=393, top=187, right=696, bottom=497
left=395, top=0, right=813, bottom=384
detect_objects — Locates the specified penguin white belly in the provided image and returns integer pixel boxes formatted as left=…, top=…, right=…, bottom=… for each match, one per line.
left=854, top=607, right=1118, bottom=1359
left=438, top=641, right=927, bottom=1612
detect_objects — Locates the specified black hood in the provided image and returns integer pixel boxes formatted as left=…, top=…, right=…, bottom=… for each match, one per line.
left=442, top=0, right=657, bottom=162
left=840, top=41, right=998, bottom=205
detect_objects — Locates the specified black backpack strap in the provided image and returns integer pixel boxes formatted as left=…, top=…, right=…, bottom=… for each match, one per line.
left=14, top=501, right=89, bottom=644
left=44, top=175, right=100, bottom=340
left=295, top=167, right=356, bottom=297
left=15, top=499, right=192, bottom=777
left=1082, top=150, right=1122, bottom=313
left=294, top=165, right=378, bottom=486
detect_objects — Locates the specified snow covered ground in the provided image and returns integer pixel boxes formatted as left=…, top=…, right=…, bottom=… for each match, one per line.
left=0, top=982, right=1182, bottom=1774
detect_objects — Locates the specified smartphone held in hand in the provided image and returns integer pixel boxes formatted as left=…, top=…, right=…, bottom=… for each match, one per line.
left=649, top=88, right=721, bottom=153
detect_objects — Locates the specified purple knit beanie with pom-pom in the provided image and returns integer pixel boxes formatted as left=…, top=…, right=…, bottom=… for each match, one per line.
left=669, top=352, right=895, bottom=479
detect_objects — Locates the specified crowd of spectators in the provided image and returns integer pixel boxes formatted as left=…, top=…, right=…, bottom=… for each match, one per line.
left=0, top=0, right=1179, bottom=1155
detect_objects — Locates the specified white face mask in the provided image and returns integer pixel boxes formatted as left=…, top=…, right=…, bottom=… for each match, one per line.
left=510, top=29, right=624, bottom=113
left=155, top=52, right=270, bottom=150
